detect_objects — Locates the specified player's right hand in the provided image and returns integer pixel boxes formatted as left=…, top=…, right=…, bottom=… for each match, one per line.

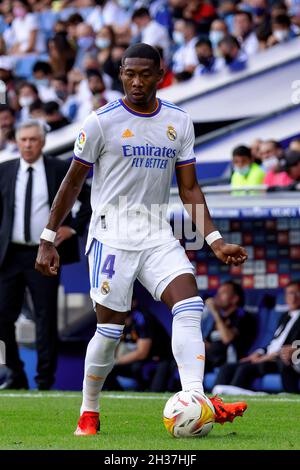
left=35, top=240, right=60, bottom=276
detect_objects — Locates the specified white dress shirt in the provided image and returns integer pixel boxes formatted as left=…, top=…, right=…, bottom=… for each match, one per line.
left=12, top=156, right=49, bottom=245
left=267, top=310, right=300, bottom=355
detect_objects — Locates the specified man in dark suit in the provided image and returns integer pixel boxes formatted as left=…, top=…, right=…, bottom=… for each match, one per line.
left=0, top=120, right=91, bottom=390
left=214, top=280, right=300, bottom=392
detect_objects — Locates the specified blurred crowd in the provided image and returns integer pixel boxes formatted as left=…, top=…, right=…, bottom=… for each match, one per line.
left=230, top=137, right=300, bottom=192
left=0, top=0, right=300, bottom=155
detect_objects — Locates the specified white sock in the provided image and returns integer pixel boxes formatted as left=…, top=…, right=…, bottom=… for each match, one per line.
left=80, top=323, right=124, bottom=414
left=172, top=296, right=205, bottom=393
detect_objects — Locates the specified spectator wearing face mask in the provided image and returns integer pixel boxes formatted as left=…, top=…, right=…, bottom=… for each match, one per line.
left=76, top=69, right=121, bottom=122
left=172, top=19, right=199, bottom=74
left=218, top=35, right=248, bottom=72
left=260, top=140, right=293, bottom=188
left=95, top=25, right=115, bottom=67
left=209, top=19, right=228, bottom=51
left=32, top=61, right=57, bottom=103
left=194, top=38, right=224, bottom=76
left=51, top=75, right=78, bottom=123
left=267, top=14, right=297, bottom=46
left=9, top=0, right=45, bottom=55
left=17, top=82, right=40, bottom=123
left=231, top=144, right=265, bottom=194
left=74, top=22, right=97, bottom=71
left=102, top=43, right=129, bottom=93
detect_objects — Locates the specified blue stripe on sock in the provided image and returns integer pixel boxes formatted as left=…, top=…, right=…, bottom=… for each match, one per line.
left=97, top=326, right=123, bottom=334
left=173, top=300, right=203, bottom=308
left=97, top=329, right=123, bottom=338
left=173, top=303, right=204, bottom=314
left=172, top=300, right=204, bottom=317
left=173, top=300, right=204, bottom=309
left=97, top=330, right=122, bottom=340
left=173, top=308, right=203, bottom=317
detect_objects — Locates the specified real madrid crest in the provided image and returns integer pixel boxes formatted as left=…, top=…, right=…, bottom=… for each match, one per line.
left=167, top=126, right=177, bottom=141
left=101, top=281, right=110, bottom=295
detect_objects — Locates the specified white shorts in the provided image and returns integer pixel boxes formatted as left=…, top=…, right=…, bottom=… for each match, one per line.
left=88, top=239, right=194, bottom=312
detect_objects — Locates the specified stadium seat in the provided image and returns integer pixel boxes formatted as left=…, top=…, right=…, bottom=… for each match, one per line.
left=14, top=55, right=39, bottom=79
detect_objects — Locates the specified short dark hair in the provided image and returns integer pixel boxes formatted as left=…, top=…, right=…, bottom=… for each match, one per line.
left=0, top=104, right=14, bottom=116
left=235, top=10, right=253, bottom=23
left=132, top=7, right=150, bottom=20
left=86, top=69, right=103, bottom=80
left=43, top=101, right=60, bottom=115
left=232, top=145, right=252, bottom=158
left=272, top=14, right=291, bottom=27
left=223, top=281, right=245, bottom=307
left=219, top=35, right=241, bottom=50
left=195, top=37, right=212, bottom=49
left=17, top=81, right=38, bottom=96
left=33, top=61, right=53, bottom=75
left=121, top=43, right=161, bottom=69
left=52, top=74, right=68, bottom=85
left=29, top=99, right=43, bottom=113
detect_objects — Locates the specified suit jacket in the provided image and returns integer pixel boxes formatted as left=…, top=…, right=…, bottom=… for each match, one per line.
left=262, top=312, right=300, bottom=353
left=0, top=156, right=91, bottom=268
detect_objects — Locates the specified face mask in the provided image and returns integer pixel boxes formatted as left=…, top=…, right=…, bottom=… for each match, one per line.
left=118, top=0, right=132, bottom=8
left=13, top=6, right=27, bottom=18
left=198, top=56, right=213, bottom=67
left=233, top=165, right=251, bottom=176
left=224, top=54, right=233, bottom=64
left=273, top=30, right=289, bottom=42
left=78, top=36, right=94, bottom=50
left=252, top=7, right=266, bottom=16
left=34, top=78, right=50, bottom=87
left=209, top=30, right=225, bottom=49
left=262, top=156, right=279, bottom=171
left=19, top=96, right=34, bottom=107
left=56, top=90, right=67, bottom=101
left=96, top=37, right=111, bottom=49
left=173, top=31, right=185, bottom=46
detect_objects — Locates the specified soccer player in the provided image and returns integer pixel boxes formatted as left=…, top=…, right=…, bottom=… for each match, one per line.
left=36, top=43, right=248, bottom=435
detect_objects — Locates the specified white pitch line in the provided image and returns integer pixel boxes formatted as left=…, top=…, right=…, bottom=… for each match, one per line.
left=0, top=393, right=300, bottom=403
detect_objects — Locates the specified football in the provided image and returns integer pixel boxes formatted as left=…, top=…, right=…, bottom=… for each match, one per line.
left=163, top=391, right=215, bottom=438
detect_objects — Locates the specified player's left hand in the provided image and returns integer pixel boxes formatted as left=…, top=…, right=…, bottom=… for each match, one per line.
left=211, top=239, right=248, bottom=265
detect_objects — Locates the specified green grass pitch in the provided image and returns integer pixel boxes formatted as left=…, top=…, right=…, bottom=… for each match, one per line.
left=0, top=391, right=299, bottom=450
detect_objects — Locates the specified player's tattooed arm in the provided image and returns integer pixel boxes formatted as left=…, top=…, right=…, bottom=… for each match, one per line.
left=176, top=164, right=247, bottom=266
left=35, top=160, right=90, bottom=276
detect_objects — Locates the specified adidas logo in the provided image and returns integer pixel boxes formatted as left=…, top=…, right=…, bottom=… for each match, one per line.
left=122, top=129, right=134, bottom=138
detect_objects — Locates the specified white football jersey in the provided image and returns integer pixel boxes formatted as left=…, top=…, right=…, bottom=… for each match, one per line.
left=73, top=98, right=196, bottom=251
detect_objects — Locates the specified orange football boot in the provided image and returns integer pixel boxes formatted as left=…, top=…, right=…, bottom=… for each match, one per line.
left=209, top=396, right=247, bottom=425
left=74, top=411, right=100, bottom=436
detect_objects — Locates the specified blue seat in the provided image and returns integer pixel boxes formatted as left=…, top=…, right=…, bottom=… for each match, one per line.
left=14, top=55, right=39, bottom=79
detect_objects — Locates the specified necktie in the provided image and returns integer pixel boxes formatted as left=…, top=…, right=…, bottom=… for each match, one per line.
left=24, top=166, right=33, bottom=243
left=274, top=313, right=291, bottom=339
